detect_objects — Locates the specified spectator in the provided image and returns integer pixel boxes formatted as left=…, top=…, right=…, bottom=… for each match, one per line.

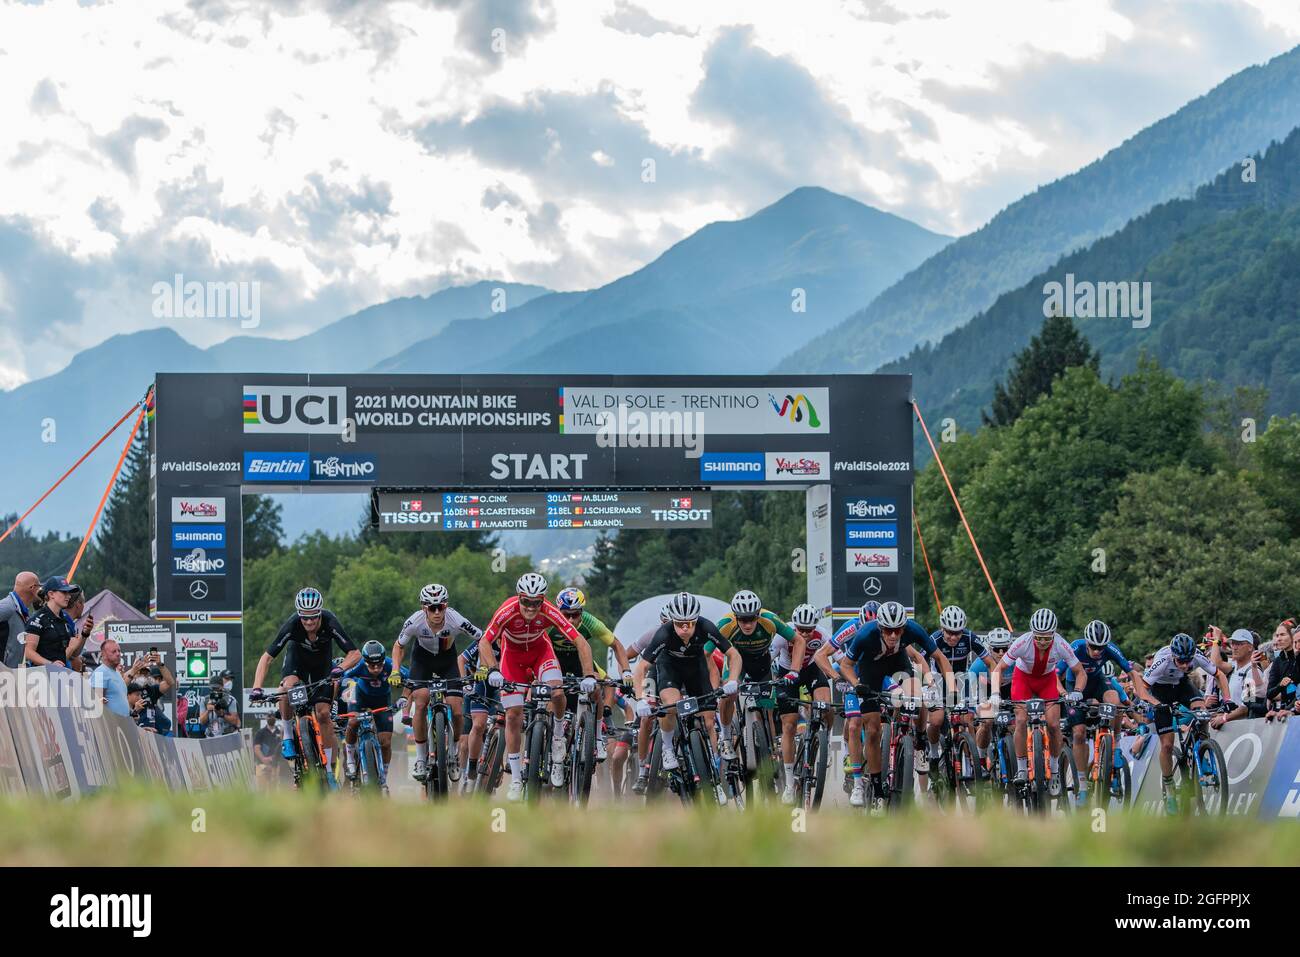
left=0, top=571, right=39, bottom=668
left=90, top=638, right=130, bottom=717
left=252, top=713, right=279, bottom=788
left=61, top=587, right=92, bottom=672
left=200, top=671, right=241, bottom=737
left=125, top=648, right=175, bottom=699
left=1209, top=629, right=1268, bottom=728
left=22, top=577, right=89, bottom=668
left=127, top=680, right=173, bottom=735
left=1266, top=625, right=1299, bottom=721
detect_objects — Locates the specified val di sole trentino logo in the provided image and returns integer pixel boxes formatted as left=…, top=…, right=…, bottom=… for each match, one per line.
left=767, top=392, right=821, bottom=428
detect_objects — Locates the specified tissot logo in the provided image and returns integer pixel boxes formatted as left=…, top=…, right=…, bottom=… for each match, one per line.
left=243, top=385, right=346, bottom=434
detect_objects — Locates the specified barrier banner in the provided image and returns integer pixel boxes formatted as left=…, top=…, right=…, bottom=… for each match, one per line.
left=0, top=662, right=251, bottom=796
left=1132, top=718, right=1289, bottom=815
left=1258, top=719, right=1300, bottom=818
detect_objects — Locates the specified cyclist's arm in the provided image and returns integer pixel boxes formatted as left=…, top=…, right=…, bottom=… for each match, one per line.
left=1067, top=660, right=1086, bottom=693
left=633, top=657, right=651, bottom=700
left=252, top=652, right=275, bottom=690
left=391, top=627, right=408, bottom=672
left=787, top=633, right=806, bottom=674
left=609, top=636, right=631, bottom=676
left=812, top=640, right=837, bottom=679
left=837, top=652, right=861, bottom=688
left=929, top=647, right=953, bottom=681
left=722, top=646, right=742, bottom=687
left=764, top=611, right=795, bottom=641
left=905, top=643, right=931, bottom=680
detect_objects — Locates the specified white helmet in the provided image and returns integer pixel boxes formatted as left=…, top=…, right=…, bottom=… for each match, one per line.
left=730, top=590, right=761, bottom=616
left=295, top=586, right=323, bottom=615
left=515, top=573, right=548, bottom=599
left=1029, top=607, right=1057, bottom=636
left=659, top=604, right=672, bottom=624
left=1083, top=619, right=1111, bottom=647
left=419, top=583, right=448, bottom=606
left=876, top=601, right=907, bottom=629
left=667, top=592, right=701, bottom=622
left=790, top=604, right=819, bottom=629
left=985, top=627, right=1013, bottom=649
left=939, top=605, right=967, bottom=632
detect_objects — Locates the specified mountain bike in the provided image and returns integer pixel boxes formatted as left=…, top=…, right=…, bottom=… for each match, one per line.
left=561, top=676, right=627, bottom=807
left=404, top=676, right=468, bottom=800
left=1166, top=702, right=1230, bottom=815
left=735, top=680, right=783, bottom=806
left=790, top=696, right=833, bottom=811
left=653, top=689, right=727, bottom=806
left=1079, top=700, right=1134, bottom=808
left=258, top=677, right=338, bottom=793
left=337, top=703, right=397, bottom=794
left=500, top=680, right=563, bottom=802
left=928, top=692, right=982, bottom=811
left=1016, top=697, right=1079, bottom=815
left=467, top=691, right=507, bottom=796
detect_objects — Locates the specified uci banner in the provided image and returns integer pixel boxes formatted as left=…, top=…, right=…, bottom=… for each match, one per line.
left=0, top=662, right=252, bottom=796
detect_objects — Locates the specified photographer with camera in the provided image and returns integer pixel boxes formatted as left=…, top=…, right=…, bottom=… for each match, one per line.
left=200, top=669, right=241, bottom=737
left=127, top=679, right=174, bottom=736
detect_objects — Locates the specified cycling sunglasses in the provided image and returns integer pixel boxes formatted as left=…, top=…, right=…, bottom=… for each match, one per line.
left=297, top=613, right=321, bottom=622
left=561, top=609, right=583, bottom=618
left=422, top=602, right=448, bottom=611
left=795, top=625, right=817, bottom=634
left=880, top=626, right=903, bottom=637
left=519, top=597, right=544, bottom=609
left=736, top=615, right=759, bottom=624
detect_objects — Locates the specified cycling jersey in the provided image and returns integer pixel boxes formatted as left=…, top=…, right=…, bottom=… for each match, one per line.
left=640, top=619, right=730, bottom=665
left=770, top=628, right=827, bottom=670
left=716, top=609, right=794, bottom=658
left=1057, top=639, right=1132, bottom=681
left=482, top=596, right=580, bottom=651
left=267, top=610, right=356, bottom=667
left=1142, top=646, right=1214, bottom=686
left=840, top=619, right=936, bottom=664
left=928, top=628, right=989, bottom=672
left=397, top=607, right=482, bottom=654
left=970, top=655, right=1012, bottom=691
left=341, top=657, right=409, bottom=709
left=1002, top=633, right=1078, bottom=675
left=543, top=613, right=613, bottom=665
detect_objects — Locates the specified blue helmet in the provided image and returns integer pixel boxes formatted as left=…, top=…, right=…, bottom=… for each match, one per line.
left=556, top=587, right=586, bottom=612
left=858, top=600, right=881, bottom=625
left=1170, top=633, right=1196, bottom=662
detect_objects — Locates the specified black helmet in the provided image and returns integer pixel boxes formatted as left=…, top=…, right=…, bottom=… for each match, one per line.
left=361, top=640, right=385, bottom=664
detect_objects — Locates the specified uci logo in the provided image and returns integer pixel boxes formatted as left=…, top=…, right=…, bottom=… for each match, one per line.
left=243, top=385, right=346, bottom=434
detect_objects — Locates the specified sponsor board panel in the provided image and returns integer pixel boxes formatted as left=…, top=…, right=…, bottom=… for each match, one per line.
left=560, top=385, right=830, bottom=435
left=1259, top=719, right=1300, bottom=817
left=764, top=451, right=830, bottom=482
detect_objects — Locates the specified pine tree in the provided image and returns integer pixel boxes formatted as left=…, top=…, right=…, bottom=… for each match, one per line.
left=79, top=424, right=152, bottom=610
left=242, top=495, right=284, bottom=561
left=983, top=312, right=1100, bottom=427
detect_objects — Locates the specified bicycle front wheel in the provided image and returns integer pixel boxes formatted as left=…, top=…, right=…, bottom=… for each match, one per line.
left=524, top=718, right=547, bottom=802
left=1194, top=737, right=1230, bottom=815
left=359, top=735, right=382, bottom=791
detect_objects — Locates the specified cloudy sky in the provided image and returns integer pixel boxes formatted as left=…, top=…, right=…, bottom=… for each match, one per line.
left=1, top=0, right=1297, bottom=388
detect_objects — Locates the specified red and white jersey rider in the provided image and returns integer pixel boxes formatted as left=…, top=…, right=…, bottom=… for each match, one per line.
left=482, top=586, right=583, bottom=708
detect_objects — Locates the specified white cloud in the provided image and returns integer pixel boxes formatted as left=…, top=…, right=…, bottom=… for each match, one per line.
left=0, top=0, right=1296, bottom=384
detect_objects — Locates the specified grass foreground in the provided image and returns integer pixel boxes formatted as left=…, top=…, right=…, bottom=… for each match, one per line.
left=2, top=783, right=1297, bottom=866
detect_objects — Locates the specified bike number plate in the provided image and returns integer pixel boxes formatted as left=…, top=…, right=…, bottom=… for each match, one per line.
left=1026, top=699, right=1046, bottom=719
left=289, top=686, right=309, bottom=708
left=677, top=696, right=699, bottom=717
left=1098, top=703, right=1116, bottom=720
left=428, top=680, right=444, bottom=693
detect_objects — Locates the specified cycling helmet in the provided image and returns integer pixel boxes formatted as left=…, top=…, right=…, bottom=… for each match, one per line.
left=515, top=573, right=548, bottom=599
left=939, top=605, right=967, bottom=632
left=876, top=601, right=907, bottom=630
left=659, top=604, right=672, bottom=624
left=1083, top=619, right=1111, bottom=647
left=667, top=592, right=701, bottom=622
left=361, top=640, right=385, bottom=664
left=730, top=590, right=761, bottom=616
left=790, top=603, right=819, bottom=629
left=1101, top=660, right=1118, bottom=678
left=858, top=600, right=880, bottom=625
left=331, top=656, right=345, bottom=669
left=1170, top=633, right=1196, bottom=662
left=295, top=587, right=323, bottom=615
left=556, top=587, right=586, bottom=612
left=419, top=583, right=448, bottom=606
left=1029, top=607, right=1057, bottom=636
left=985, top=627, right=1013, bottom=649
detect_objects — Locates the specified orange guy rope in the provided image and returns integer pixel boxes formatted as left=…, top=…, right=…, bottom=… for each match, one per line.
left=912, top=399, right=1015, bottom=632
left=67, top=394, right=149, bottom=580
left=912, top=508, right=942, bottom=612
left=0, top=401, right=141, bottom=546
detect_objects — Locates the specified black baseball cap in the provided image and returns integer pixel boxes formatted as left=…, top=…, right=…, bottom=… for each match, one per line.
left=42, top=576, right=77, bottom=593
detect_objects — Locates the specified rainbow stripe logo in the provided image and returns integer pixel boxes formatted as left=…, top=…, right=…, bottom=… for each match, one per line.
left=768, top=392, right=822, bottom=428
left=242, top=393, right=259, bottom=426
left=558, top=387, right=565, bottom=434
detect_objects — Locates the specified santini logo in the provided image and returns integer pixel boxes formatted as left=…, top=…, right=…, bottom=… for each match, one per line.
left=50, top=887, right=151, bottom=937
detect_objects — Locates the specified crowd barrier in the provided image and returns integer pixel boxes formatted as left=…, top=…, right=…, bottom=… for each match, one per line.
left=0, top=663, right=252, bottom=798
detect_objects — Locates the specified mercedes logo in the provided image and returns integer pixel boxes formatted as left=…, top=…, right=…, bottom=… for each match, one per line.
left=862, top=577, right=882, bottom=597
left=189, top=580, right=209, bottom=600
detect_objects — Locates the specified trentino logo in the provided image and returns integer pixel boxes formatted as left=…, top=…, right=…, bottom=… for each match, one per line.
left=310, top=454, right=377, bottom=482
left=768, top=392, right=821, bottom=428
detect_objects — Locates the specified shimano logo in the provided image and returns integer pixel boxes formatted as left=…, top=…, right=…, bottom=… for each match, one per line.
left=706, top=461, right=760, bottom=473
left=699, top=453, right=765, bottom=481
